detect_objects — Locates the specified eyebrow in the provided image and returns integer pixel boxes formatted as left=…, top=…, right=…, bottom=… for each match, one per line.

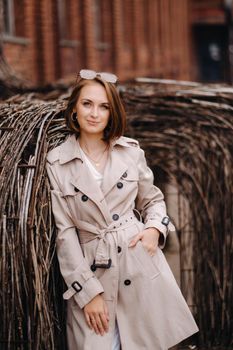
left=81, top=98, right=109, bottom=105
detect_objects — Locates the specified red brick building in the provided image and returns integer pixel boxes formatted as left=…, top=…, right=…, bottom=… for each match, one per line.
left=1, top=0, right=231, bottom=85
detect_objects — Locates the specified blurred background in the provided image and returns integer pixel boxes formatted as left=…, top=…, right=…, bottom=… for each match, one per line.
left=1, top=0, right=233, bottom=86
left=0, top=2, right=233, bottom=349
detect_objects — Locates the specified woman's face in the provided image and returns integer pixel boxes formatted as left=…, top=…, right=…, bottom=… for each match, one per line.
left=74, top=82, right=110, bottom=138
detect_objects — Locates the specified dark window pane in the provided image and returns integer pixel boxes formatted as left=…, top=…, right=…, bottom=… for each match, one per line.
left=3, top=0, right=12, bottom=34
left=13, top=0, right=25, bottom=37
left=3, top=0, right=25, bottom=37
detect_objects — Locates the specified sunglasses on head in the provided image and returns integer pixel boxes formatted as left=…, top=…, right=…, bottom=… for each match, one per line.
left=78, top=69, right=118, bottom=84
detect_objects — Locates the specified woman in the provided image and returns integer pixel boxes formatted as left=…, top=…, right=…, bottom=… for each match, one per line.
left=46, top=69, right=198, bottom=350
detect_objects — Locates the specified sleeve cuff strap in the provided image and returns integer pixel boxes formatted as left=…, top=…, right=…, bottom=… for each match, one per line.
left=144, top=220, right=176, bottom=249
left=63, top=269, right=93, bottom=299
left=73, top=277, right=104, bottom=309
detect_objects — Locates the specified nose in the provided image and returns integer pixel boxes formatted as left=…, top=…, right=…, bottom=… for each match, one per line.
left=91, top=105, right=98, bottom=118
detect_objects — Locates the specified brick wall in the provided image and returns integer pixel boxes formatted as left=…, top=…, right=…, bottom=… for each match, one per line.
left=2, top=0, right=199, bottom=85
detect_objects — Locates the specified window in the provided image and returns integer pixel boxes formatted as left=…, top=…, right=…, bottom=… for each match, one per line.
left=91, top=0, right=110, bottom=51
left=57, top=0, right=72, bottom=40
left=3, top=0, right=14, bottom=35
left=3, top=0, right=25, bottom=37
left=93, top=0, right=102, bottom=43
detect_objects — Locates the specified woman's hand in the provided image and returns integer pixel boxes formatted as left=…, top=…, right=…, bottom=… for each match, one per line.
left=83, top=294, right=109, bottom=336
left=128, top=227, right=160, bottom=256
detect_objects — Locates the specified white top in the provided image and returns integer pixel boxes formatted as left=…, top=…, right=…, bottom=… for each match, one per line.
left=79, top=146, right=103, bottom=186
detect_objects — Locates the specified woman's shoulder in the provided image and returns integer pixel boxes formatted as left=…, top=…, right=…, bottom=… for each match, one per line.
left=47, top=134, right=74, bottom=165
left=47, top=145, right=60, bottom=164
left=113, top=136, right=139, bottom=149
left=113, top=136, right=144, bottom=165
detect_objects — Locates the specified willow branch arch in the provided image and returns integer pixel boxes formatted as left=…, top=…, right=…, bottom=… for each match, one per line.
left=0, top=81, right=232, bottom=349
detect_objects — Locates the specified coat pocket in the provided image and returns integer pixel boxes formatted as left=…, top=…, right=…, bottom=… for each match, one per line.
left=130, top=240, right=161, bottom=279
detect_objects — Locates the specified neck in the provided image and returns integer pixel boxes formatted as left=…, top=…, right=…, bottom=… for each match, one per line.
left=79, top=133, right=107, bottom=153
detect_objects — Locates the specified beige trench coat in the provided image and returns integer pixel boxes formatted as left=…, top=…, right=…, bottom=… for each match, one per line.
left=46, top=134, right=198, bottom=350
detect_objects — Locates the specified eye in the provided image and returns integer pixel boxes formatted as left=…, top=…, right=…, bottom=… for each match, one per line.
left=101, top=104, right=110, bottom=110
left=82, top=101, right=91, bottom=107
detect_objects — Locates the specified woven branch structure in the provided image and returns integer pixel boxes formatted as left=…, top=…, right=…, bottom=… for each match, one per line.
left=0, top=80, right=232, bottom=349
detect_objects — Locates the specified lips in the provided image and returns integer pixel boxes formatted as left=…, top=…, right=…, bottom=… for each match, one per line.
left=87, top=120, right=99, bottom=126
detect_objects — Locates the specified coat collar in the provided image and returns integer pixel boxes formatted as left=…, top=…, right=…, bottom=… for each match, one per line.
left=58, top=134, right=132, bottom=165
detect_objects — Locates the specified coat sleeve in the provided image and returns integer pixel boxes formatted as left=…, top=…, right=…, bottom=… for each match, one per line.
left=135, top=147, right=175, bottom=248
left=46, top=161, right=104, bottom=309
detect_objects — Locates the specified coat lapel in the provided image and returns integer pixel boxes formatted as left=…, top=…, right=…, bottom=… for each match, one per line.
left=101, top=147, right=128, bottom=196
left=70, top=164, right=113, bottom=224
left=69, top=163, right=104, bottom=203
left=59, top=135, right=113, bottom=224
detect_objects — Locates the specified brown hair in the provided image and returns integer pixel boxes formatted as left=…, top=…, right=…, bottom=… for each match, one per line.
left=64, top=77, right=126, bottom=142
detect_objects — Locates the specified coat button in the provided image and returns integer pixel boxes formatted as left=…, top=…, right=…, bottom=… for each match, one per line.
left=74, top=187, right=79, bottom=192
left=122, top=172, right=127, bottom=178
left=117, top=182, right=123, bottom=189
left=112, top=214, right=119, bottom=221
left=117, top=246, right=122, bottom=253
left=161, top=216, right=170, bottom=226
left=124, top=279, right=131, bottom=286
left=81, top=195, right=88, bottom=202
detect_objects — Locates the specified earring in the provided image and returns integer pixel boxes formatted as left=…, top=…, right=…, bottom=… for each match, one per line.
left=72, top=112, right=77, bottom=122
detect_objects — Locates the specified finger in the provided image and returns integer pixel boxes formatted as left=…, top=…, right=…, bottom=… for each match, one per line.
left=103, top=302, right=109, bottom=321
left=84, top=312, right=93, bottom=330
left=95, top=314, right=105, bottom=335
left=149, top=249, right=156, bottom=257
left=128, top=232, right=143, bottom=247
left=149, top=245, right=157, bottom=255
left=90, top=316, right=100, bottom=335
left=100, top=312, right=109, bottom=332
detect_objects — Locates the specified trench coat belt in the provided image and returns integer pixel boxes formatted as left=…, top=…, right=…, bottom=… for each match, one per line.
left=80, top=210, right=141, bottom=264
left=63, top=211, right=141, bottom=300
